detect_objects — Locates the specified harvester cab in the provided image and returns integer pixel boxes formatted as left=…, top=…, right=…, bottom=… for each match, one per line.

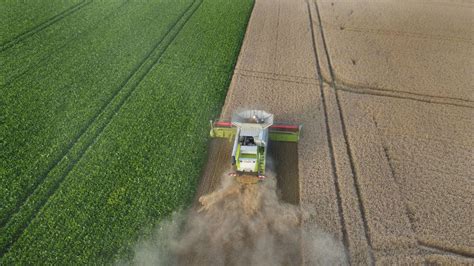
left=210, top=110, right=302, bottom=184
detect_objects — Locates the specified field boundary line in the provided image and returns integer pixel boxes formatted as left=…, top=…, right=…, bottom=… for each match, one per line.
left=0, top=0, right=203, bottom=256
left=0, top=0, right=92, bottom=52
left=2, top=0, right=130, bottom=87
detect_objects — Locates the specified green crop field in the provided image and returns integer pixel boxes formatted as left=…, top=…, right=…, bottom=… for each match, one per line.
left=0, top=0, right=254, bottom=263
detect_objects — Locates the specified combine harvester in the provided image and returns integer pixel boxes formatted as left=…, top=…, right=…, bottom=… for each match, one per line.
left=210, top=110, right=302, bottom=184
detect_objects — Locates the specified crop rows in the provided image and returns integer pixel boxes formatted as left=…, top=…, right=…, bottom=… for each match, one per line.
left=0, top=0, right=198, bottom=255
left=1, top=0, right=129, bottom=85
left=1, top=0, right=254, bottom=264
left=0, top=0, right=83, bottom=45
left=0, top=0, right=194, bottom=227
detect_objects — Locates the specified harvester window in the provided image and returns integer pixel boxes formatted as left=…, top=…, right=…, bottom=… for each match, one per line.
left=241, top=136, right=255, bottom=146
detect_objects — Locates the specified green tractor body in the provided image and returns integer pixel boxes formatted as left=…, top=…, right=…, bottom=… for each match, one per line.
left=210, top=110, right=301, bottom=184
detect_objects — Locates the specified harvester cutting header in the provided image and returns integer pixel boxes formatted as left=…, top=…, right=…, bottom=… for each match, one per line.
left=210, top=110, right=302, bottom=184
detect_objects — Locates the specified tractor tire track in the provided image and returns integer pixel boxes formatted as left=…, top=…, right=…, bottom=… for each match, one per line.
left=0, top=0, right=202, bottom=256
left=306, top=0, right=349, bottom=262
left=309, top=0, right=375, bottom=264
left=419, top=242, right=474, bottom=259
left=311, top=52, right=474, bottom=109
left=2, top=0, right=130, bottom=87
left=235, top=67, right=318, bottom=82
left=0, top=0, right=91, bottom=52
left=334, top=77, right=474, bottom=105
left=315, top=74, right=474, bottom=109
left=306, top=21, right=474, bottom=108
left=333, top=83, right=474, bottom=109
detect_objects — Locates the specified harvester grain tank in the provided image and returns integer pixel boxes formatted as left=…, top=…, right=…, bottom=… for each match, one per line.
left=210, top=110, right=301, bottom=184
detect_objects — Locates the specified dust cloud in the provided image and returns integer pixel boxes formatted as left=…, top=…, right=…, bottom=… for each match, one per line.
left=132, top=170, right=346, bottom=265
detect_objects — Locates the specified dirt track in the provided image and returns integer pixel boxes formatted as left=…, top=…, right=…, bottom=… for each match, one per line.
left=195, top=0, right=474, bottom=264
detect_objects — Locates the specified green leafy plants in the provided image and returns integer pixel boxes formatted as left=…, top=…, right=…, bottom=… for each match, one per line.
left=1, top=0, right=253, bottom=264
left=0, top=0, right=83, bottom=45
left=0, top=0, right=194, bottom=226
